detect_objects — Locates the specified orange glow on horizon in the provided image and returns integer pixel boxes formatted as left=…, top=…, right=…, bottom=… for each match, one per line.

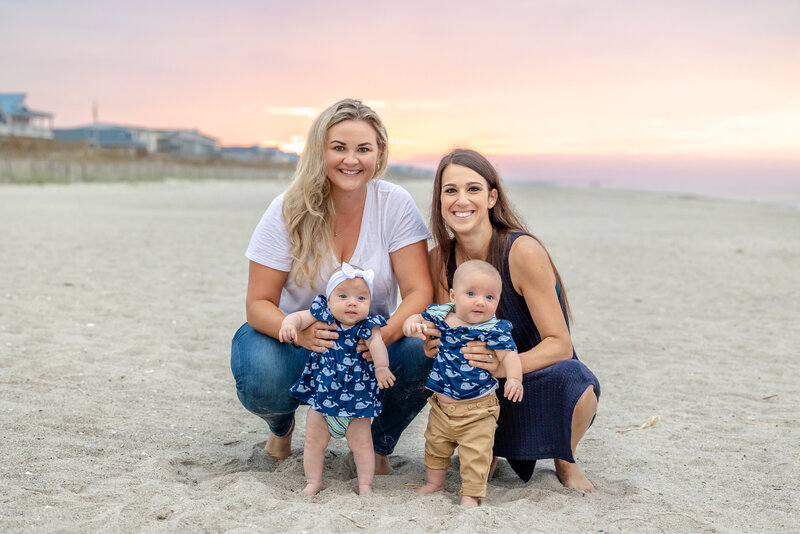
left=277, top=136, right=306, bottom=155
left=5, top=3, right=799, bottom=163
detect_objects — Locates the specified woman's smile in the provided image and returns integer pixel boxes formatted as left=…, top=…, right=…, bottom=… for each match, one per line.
left=325, top=120, right=380, bottom=194
left=440, top=164, right=497, bottom=232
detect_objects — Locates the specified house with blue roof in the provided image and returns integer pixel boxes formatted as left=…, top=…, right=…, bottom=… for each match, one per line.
left=53, top=123, right=151, bottom=153
left=54, top=123, right=219, bottom=158
left=0, top=93, right=54, bottom=138
left=154, top=128, right=219, bottom=158
left=220, top=145, right=298, bottom=164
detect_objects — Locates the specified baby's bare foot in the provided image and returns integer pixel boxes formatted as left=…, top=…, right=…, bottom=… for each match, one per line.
left=414, top=483, right=443, bottom=495
left=358, top=484, right=373, bottom=496
left=555, top=459, right=594, bottom=492
left=302, top=482, right=322, bottom=496
left=460, top=495, right=479, bottom=507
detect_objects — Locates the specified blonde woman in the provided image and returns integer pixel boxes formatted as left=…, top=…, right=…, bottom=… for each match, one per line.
left=231, top=99, right=433, bottom=476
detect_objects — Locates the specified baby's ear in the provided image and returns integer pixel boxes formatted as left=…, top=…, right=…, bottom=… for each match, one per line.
left=449, top=288, right=455, bottom=302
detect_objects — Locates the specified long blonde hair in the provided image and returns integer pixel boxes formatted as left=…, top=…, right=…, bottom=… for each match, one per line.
left=282, top=99, right=388, bottom=286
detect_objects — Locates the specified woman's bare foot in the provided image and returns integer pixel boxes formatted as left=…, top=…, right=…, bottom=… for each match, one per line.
left=460, top=495, right=479, bottom=507
left=302, top=482, right=322, bottom=496
left=374, top=454, right=393, bottom=475
left=358, top=484, right=374, bottom=496
left=414, top=482, right=443, bottom=495
left=554, top=459, right=594, bottom=492
left=265, top=426, right=293, bottom=462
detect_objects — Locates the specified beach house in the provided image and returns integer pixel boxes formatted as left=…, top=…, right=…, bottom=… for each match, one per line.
left=0, top=93, right=54, bottom=139
left=54, top=124, right=219, bottom=159
left=153, top=129, right=219, bottom=159
left=220, top=145, right=298, bottom=164
left=53, top=123, right=149, bottom=155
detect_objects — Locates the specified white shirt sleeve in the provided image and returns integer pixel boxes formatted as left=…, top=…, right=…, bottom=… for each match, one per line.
left=245, top=193, right=292, bottom=271
left=382, top=184, right=431, bottom=253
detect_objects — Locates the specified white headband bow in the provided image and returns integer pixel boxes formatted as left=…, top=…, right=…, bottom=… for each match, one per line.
left=326, top=262, right=375, bottom=299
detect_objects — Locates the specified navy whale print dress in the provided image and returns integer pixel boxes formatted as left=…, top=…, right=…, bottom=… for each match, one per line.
left=289, top=295, right=387, bottom=418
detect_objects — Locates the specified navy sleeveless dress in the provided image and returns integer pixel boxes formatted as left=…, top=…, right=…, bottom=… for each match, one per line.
left=446, top=232, right=600, bottom=482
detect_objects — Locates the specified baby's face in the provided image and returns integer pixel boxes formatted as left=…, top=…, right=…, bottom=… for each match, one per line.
left=328, top=277, right=371, bottom=327
left=450, top=270, right=501, bottom=324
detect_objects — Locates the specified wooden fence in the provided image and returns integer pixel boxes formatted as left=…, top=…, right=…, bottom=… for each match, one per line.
left=0, top=157, right=295, bottom=183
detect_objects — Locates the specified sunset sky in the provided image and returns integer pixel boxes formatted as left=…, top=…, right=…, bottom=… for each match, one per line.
left=3, top=0, right=799, bottom=165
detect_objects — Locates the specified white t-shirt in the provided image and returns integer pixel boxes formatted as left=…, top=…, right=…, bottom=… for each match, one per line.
left=246, top=179, right=431, bottom=318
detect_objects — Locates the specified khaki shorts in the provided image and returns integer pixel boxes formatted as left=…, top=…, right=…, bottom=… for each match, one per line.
left=423, top=394, right=500, bottom=498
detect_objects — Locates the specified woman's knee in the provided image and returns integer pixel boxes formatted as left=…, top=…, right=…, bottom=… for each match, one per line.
left=231, top=323, right=302, bottom=414
left=547, top=359, right=597, bottom=391
left=550, top=358, right=583, bottom=375
left=387, top=336, right=432, bottom=382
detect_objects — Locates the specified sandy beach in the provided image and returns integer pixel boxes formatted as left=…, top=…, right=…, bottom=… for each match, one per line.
left=1, top=179, right=798, bottom=533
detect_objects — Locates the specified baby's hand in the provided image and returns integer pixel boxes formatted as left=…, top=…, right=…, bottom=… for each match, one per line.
left=504, top=378, right=524, bottom=402
left=375, top=366, right=396, bottom=389
left=402, top=320, right=429, bottom=340
left=278, top=324, right=298, bottom=344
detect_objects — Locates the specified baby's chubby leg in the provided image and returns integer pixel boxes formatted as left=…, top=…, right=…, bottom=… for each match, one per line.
left=346, top=418, right=375, bottom=495
left=302, top=409, right=331, bottom=496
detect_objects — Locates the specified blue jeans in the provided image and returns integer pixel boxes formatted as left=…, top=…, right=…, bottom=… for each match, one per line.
left=230, top=322, right=433, bottom=455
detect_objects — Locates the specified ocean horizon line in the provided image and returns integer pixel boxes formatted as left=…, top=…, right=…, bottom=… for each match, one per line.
left=396, top=153, right=800, bottom=208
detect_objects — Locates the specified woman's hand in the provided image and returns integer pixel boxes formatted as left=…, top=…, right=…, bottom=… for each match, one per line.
left=422, top=322, right=441, bottom=359
left=356, top=338, right=372, bottom=361
left=295, top=320, right=338, bottom=353
left=462, top=341, right=504, bottom=377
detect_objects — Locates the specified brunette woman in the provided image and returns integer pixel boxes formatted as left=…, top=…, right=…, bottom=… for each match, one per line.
left=425, top=148, right=600, bottom=491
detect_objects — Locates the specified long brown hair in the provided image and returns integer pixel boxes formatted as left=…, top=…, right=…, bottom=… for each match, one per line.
left=429, top=148, right=571, bottom=319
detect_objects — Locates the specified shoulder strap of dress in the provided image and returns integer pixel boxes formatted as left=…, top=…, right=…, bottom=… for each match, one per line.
left=509, top=231, right=525, bottom=244
left=502, top=232, right=525, bottom=284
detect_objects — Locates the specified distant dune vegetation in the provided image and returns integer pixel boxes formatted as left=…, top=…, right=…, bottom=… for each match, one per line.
left=0, top=137, right=432, bottom=184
